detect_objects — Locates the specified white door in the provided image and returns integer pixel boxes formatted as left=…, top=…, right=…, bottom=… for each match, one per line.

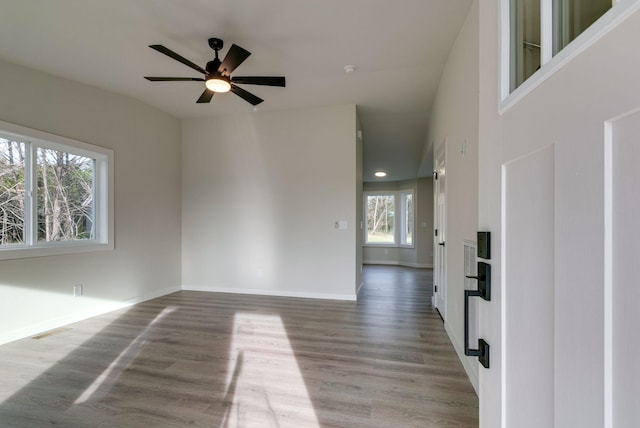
left=503, top=145, right=555, bottom=427
left=609, top=110, right=640, bottom=427
left=433, top=149, right=446, bottom=318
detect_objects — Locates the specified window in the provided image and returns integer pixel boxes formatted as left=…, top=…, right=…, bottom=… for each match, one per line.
left=401, top=191, right=414, bottom=246
left=364, top=190, right=414, bottom=247
left=366, top=194, right=395, bottom=244
left=553, top=0, right=612, bottom=54
left=0, top=121, right=112, bottom=260
left=509, top=0, right=613, bottom=92
left=510, top=0, right=541, bottom=92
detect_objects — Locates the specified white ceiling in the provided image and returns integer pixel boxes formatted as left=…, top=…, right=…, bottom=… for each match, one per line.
left=0, top=0, right=471, bottom=181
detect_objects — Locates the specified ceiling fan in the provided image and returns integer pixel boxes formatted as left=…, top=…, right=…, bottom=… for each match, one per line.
left=144, top=37, right=285, bottom=105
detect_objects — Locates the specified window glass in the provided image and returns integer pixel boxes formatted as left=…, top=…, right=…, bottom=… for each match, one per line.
left=0, top=121, right=112, bottom=260
left=509, top=0, right=613, bottom=94
left=511, top=0, right=541, bottom=91
left=0, top=139, right=26, bottom=244
left=402, top=192, right=414, bottom=246
left=366, top=195, right=395, bottom=244
left=553, top=0, right=612, bottom=54
left=36, top=148, right=95, bottom=242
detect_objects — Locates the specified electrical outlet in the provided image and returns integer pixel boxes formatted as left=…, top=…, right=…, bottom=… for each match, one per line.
left=73, top=284, right=83, bottom=297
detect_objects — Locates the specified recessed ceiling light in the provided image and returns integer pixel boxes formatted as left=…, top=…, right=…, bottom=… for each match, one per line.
left=374, top=171, right=387, bottom=178
left=344, top=65, right=357, bottom=74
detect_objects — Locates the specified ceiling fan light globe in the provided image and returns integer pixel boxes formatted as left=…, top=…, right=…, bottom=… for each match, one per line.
left=205, top=77, right=231, bottom=93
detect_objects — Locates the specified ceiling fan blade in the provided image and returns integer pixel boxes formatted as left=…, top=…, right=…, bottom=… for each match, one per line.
left=149, top=45, right=207, bottom=75
left=145, top=77, right=205, bottom=82
left=196, top=89, right=215, bottom=104
left=230, top=84, right=263, bottom=106
left=218, top=44, right=251, bottom=76
left=231, top=76, right=286, bottom=87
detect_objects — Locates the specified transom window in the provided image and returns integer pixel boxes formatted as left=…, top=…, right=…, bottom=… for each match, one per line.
left=509, top=0, right=614, bottom=92
left=0, top=121, right=112, bottom=260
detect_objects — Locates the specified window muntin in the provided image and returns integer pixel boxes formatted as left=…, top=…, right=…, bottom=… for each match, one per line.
left=366, top=194, right=395, bottom=244
left=0, top=121, right=112, bottom=259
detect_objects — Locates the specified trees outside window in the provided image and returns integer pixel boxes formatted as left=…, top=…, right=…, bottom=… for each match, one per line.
left=366, top=194, right=395, bottom=244
left=0, top=121, right=112, bottom=260
left=365, top=190, right=414, bottom=247
left=0, top=140, right=25, bottom=245
left=36, top=148, right=95, bottom=242
left=1, top=140, right=95, bottom=245
left=401, top=191, right=414, bottom=246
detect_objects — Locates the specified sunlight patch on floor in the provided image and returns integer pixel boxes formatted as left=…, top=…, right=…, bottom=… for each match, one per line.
left=74, top=306, right=177, bottom=404
left=0, top=288, right=147, bottom=404
left=221, top=312, right=320, bottom=428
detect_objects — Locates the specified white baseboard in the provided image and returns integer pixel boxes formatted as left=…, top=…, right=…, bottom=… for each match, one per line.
left=182, top=285, right=357, bottom=301
left=444, top=320, right=479, bottom=395
left=0, top=285, right=181, bottom=346
left=364, top=260, right=433, bottom=269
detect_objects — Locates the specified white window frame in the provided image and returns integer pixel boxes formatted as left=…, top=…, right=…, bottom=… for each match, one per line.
left=364, top=191, right=396, bottom=246
left=0, top=120, right=114, bottom=260
left=363, top=189, right=415, bottom=248
left=400, top=189, right=414, bottom=247
left=500, top=0, right=638, bottom=113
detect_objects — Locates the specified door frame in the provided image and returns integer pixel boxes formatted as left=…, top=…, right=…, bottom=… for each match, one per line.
left=433, top=140, right=447, bottom=319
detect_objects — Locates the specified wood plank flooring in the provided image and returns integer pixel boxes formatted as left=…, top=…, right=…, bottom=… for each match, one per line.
left=0, top=266, right=478, bottom=427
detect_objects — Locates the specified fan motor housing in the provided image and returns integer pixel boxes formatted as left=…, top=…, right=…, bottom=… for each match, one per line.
left=206, top=59, right=222, bottom=74
left=208, top=38, right=224, bottom=51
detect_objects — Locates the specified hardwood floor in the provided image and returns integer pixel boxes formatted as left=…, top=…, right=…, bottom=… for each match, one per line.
left=0, top=266, right=478, bottom=427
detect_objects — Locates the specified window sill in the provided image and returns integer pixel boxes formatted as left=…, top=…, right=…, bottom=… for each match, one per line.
left=364, top=243, right=416, bottom=249
left=0, top=241, right=113, bottom=261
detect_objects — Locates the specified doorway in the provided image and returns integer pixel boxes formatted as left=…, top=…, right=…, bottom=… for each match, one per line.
left=433, top=142, right=447, bottom=319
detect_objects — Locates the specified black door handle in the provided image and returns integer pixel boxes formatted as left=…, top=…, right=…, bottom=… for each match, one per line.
left=465, top=290, right=490, bottom=368
left=464, top=262, right=491, bottom=369
left=438, top=242, right=445, bottom=247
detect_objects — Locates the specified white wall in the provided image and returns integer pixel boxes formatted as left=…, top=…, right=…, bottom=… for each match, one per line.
left=415, top=178, right=434, bottom=267
left=477, top=0, right=502, bottom=426
left=355, top=113, right=364, bottom=292
left=426, top=1, right=480, bottom=389
left=477, top=1, right=640, bottom=427
left=181, top=105, right=359, bottom=300
left=362, top=178, right=433, bottom=268
left=0, top=59, right=182, bottom=344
